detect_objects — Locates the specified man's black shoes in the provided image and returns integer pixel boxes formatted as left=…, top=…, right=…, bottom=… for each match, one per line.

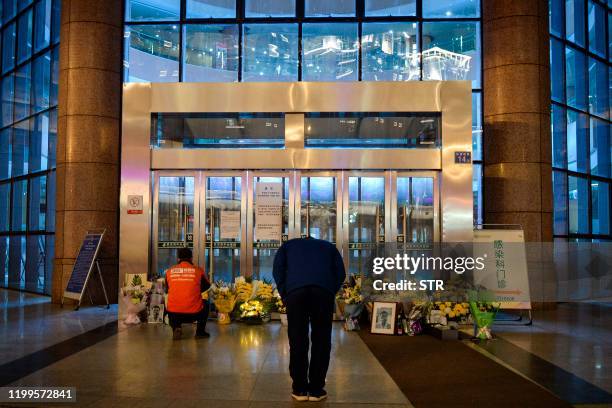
left=291, top=391, right=309, bottom=402
left=308, top=390, right=328, bottom=402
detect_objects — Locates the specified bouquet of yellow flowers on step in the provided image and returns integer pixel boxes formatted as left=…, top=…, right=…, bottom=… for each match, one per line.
left=235, top=276, right=253, bottom=303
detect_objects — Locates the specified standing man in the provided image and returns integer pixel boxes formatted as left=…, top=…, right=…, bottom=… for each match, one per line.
left=165, top=248, right=211, bottom=340
left=273, top=237, right=346, bottom=402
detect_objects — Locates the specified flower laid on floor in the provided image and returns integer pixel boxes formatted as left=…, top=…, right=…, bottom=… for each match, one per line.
left=336, top=276, right=364, bottom=331
left=239, top=300, right=265, bottom=324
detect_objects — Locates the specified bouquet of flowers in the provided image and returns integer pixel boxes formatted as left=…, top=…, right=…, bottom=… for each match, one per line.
left=336, top=276, right=364, bottom=331
left=239, top=300, right=264, bottom=324
left=273, top=290, right=287, bottom=325
left=274, top=292, right=286, bottom=314
left=120, top=274, right=149, bottom=325
left=235, top=276, right=253, bottom=303
left=431, top=301, right=470, bottom=324
left=255, top=279, right=274, bottom=301
left=468, top=290, right=500, bottom=340
left=406, top=302, right=427, bottom=335
left=211, top=280, right=236, bottom=324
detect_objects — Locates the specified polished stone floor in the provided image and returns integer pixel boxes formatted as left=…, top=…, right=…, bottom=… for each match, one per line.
left=494, top=303, right=612, bottom=394
left=2, top=289, right=611, bottom=407
left=0, top=289, right=117, bottom=365
left=2, top=291, right=412, bottom=407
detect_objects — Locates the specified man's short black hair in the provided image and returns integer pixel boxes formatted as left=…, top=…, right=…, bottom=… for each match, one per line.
left=178, top=248, right=192, bottom=261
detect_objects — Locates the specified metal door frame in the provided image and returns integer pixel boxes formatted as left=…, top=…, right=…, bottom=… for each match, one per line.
left=200, top=171, right=248, bottom=281
left=152, top=170, right=201, bottom=277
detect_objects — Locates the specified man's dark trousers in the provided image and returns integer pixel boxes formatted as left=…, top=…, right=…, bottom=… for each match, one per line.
left=167, top=301, right=209, bottom=332
left=285, top=285, right=335, bottom=394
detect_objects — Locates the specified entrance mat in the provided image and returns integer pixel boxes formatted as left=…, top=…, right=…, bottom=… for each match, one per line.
left=358, top=331, right=572, bottom=408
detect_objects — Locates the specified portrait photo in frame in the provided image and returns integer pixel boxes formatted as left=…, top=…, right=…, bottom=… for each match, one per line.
left=370, top=302, right=397, bottom=335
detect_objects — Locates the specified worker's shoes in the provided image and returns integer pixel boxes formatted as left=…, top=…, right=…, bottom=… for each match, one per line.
left=172, top=327, right=182, bottom=340
left=195, top=330, right=210, bottom=338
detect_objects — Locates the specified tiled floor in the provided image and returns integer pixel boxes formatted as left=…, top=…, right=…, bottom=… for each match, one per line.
left=0, top=290, right=117, bottom=365
left=2, top=289, right=611, bottom=407
left=3, top=290, right=412, bottom=407
left=493, top=303, right=612, bottom=394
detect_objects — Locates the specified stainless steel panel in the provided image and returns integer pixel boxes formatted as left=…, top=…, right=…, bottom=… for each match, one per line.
left=151, top=148, right=442, bottom=170
left=121, top=81, right=473, bottom=289
left=439, top=81, right=473, bottom=242
left=148, top=81, right=444, bottom=113
left=285, top=114, right=305, bottom=150
left=120, top=83, right=152, bottom=317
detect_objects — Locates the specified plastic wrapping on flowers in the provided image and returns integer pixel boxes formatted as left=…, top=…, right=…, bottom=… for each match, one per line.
left=120, top=276, right=148, bottom=325
left=468, top=290, right=500, bottom=340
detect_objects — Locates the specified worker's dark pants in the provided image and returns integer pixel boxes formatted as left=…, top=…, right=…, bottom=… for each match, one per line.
left=167, top=301, right=209, bottom=333
left=285, top=286, right=335, bottom=394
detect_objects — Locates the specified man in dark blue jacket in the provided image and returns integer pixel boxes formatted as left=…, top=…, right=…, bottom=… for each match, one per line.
left=273, top=237, right=346, bottom=402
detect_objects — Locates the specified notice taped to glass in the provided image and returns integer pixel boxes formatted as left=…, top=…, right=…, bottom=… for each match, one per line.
left=255, top=182, right=282, bottom=241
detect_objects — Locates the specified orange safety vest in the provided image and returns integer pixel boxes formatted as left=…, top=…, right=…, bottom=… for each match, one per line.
left=166, top=261, right=207, bottom=314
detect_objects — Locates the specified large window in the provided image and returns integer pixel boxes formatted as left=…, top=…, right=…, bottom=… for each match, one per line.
left=124, top=0, right=483, bottom=223
left=550, top=0, right=611, bottom=241
left=0, top=0, right=59, bottom=294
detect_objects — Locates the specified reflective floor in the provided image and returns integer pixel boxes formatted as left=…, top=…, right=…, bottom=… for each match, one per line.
left=0, top=289, right=117, bottom=366
left=493, top=303, right=612, bottom=394
left=1, top=291, right=411, bottom=407
left=1, top=290, right=611, bottom=407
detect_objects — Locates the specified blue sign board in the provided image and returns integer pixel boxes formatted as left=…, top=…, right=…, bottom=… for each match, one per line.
left=64, top=232, right=104, bottom=299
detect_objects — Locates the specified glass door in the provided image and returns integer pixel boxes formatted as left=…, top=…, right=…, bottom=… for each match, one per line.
left=296, top=172, right=341, bottom=244
left=202, top=174, right=246, bottom=283
left=393, top=172, right=439, bottom=247
left=343, top=173, right=388, bottom=277
left=248, top=172, right=294, bottom=282
left=153, top=172, right=199, bottom=277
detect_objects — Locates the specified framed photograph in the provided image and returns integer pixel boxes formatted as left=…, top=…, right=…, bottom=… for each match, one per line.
left=370, top=302, right=397, bottom=335
left=148, top=304, right=164, bottom=324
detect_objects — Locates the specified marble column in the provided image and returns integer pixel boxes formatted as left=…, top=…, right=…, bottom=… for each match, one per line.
left=52, top=0, right=123, bottom=303
left=483, top=0, right=553, bottom=243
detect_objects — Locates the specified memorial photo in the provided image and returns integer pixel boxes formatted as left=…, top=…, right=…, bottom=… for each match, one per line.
left=371, top=302, right=397, bottom=335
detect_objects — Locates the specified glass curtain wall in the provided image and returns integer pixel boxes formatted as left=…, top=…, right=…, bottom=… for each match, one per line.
left=0, top=0, right=60, bottom=294
left=123, top=0, right=483, bottom=224
left=550, top=0, right=611, bottom=241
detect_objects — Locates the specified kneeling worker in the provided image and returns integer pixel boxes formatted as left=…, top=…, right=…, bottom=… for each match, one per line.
left=165, top=248, right=211, bottom=339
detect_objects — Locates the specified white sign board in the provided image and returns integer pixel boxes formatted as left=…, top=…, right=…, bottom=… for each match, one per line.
left=127, top=195, right=143, bottom=214
left=473, top=229, right=531, bottom=310
left=220, top=210, right=241, bottom=240
left=255, top=182, right=283, bottom=241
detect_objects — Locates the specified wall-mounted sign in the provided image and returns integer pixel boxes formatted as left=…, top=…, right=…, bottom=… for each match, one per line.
left=255, top=182, right=282, bottom=241
left=454, top=151, right=472, bottom=164
left=220, top=210, right=241, bottom=240
left=127, top=195, right=143, bottom=214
